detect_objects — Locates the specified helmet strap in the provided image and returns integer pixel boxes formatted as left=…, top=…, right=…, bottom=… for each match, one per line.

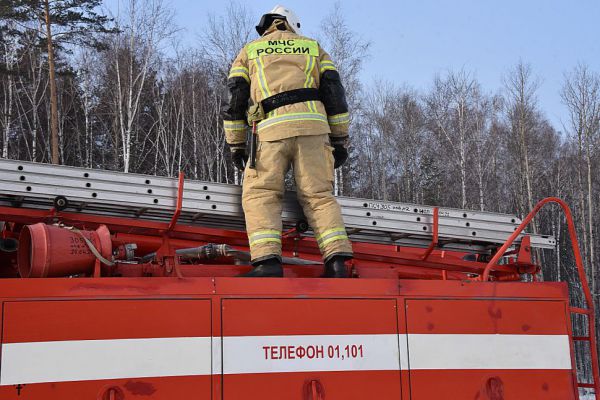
left=256, top=13, right=287, bottom=36
left=275, top=19, right=288, bottom=31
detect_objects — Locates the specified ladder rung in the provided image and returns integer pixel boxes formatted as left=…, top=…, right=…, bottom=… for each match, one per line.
left=573, top=336, right=591, bottom=341
left=576, top=382, right=596, bottom=388
left=570, top=307, right=592, bottom=315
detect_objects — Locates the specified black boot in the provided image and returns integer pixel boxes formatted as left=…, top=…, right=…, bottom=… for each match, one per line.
left=240, top=257, right=283, bottom=277
left=323, top=255, right=350, bottom=278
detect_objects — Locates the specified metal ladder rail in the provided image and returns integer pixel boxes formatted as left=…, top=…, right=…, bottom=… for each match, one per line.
left=572, top=306, right=597, bottom=396
left=482, top=198, right=600, bottom=398
left=0, top=159, right=555, bottom=250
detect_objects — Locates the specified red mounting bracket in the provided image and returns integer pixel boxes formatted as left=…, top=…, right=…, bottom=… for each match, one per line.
left=421, top=207, right=439, bottom=261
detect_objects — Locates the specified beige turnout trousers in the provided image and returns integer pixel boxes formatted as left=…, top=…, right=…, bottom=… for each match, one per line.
left=242, top=134, right=353, bottom=263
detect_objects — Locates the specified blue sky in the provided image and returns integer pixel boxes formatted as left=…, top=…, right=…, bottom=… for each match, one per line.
left=105, top=0, right=600, bottom=131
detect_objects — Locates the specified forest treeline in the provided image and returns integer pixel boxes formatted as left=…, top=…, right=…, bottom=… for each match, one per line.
left=1, top=1, right=600, bottom=370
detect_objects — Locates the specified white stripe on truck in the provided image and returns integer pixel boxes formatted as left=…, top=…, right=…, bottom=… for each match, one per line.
left=0, top=333, right=572, bottom=385
left=407, top=333, right=573, bottom=370
left=1, top=337, right=212, bottom=385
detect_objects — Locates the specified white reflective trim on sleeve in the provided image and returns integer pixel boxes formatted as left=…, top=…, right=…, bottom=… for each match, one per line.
left=0, top=337, right=212, bottom=385
left=407, top=334, right=572, bottom=370
left=328, top=112, right=350, bottom=126
left=228, top=67, right=250, bottom=83
left=320, top=60, right=337, bottom=73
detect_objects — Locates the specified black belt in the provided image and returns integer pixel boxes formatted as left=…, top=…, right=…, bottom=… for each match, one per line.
left=261, top=88, right=320, bottom=114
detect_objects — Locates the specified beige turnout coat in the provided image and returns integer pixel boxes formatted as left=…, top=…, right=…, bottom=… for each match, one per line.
left=224, top=24, right=349, bottom=144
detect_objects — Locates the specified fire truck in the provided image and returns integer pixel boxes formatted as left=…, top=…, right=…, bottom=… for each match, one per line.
left=0, top=158, right=598, bottom=399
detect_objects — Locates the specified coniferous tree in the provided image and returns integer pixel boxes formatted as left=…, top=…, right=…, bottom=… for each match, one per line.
left=2, top=0, right=116, bottom=164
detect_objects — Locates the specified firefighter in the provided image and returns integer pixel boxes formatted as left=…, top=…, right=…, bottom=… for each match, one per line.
left=222, top=5, right=353, bottom=278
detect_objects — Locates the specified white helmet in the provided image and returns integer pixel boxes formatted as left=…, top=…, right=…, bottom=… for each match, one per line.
left=269, top=5, right=302, bottom=34
left=256, top=5, right=302, bottom=36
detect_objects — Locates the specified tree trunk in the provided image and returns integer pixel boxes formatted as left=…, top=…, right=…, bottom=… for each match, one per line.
left=586, top=142, right=595, bottom=292
left=2, top=75, right=13, bottom=158
left=44, top=0, right=60, bottom=164
left=478, top=170, right=485, bottom=211
left=577, top=134, right=590, bottom=270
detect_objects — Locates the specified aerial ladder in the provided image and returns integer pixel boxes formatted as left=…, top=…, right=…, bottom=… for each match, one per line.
left=0, top=158, right=597, bottom=400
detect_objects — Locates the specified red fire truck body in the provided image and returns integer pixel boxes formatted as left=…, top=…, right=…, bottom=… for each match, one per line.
left=0, top=161, right=598, bottom=399
left=0, top=277, right=580, bottom=400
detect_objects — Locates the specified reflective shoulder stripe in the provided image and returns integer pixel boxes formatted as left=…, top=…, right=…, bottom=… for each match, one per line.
left=254, top=58, right=271, bottom=99
left=328, top=112, right=350, bottom=126
left=303, top=55, right=316, bottom=88
left=246, top=39, right=319, bottom=60
left=257, top=112, right=328, bottom=131
left=303, top=55, right=317, bottom=113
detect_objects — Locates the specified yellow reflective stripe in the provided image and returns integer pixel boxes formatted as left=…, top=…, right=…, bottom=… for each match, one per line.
left=328, top=112, right=350, bottom=126
left=316, top=227, right=347, bottom=241
left=316, top=227, right=349, bottom=248
left=224, top=120, right=247, bottom=129
left=257, top=112, right=328, bottom=131
left=249, top=230, right=282, bottom=246
left=230, top=66, right=249, bottom=74
left=228, top=66, right=250, bottom=82
left=320, top=234, right=348, bottom=248
left=224, top=127, right=246, bottom=133
left=254, top=57, right=271, bottom=99
left=228, top=72, right=250, bottom=83
left=305, top=101, right=316, bottom=113
left=320, top=65, right=337, bottom=73
left=303, top=55, right=317, bottom=113
left=246, top=39, right=319, bottom=60
left=249, top=230, right=281, bottom=238
left=307, top=59, right=317, bottom=112
left=320, top=60, right=337, bottom=74
left=250, top=237, right=282, bottom=246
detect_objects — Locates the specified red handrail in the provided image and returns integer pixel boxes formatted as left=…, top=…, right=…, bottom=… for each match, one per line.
left=482, top=197, right=600, bottom=393
left=166, top=172, right=185, bottom=233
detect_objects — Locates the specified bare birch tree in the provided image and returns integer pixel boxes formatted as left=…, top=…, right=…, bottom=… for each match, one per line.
left=561, top=64, right=600, bottom=291
left=17, top=31, right=48, bottom=162
left=319, top=2, right=370, bottom=195
left=110, top=0, right=175, bottom=172
left=202, top=1, right=253, bottom=184
left=504, top=62, right=540, bottom=225
left=0, top=25, right=19, bottom=159
left=425, top=70, right=479, bottom=209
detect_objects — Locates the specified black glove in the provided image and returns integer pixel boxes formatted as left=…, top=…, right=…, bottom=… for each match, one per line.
left=332, top=144, right=348, bottom=169
left=229, top=145, right=247, bottom=171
